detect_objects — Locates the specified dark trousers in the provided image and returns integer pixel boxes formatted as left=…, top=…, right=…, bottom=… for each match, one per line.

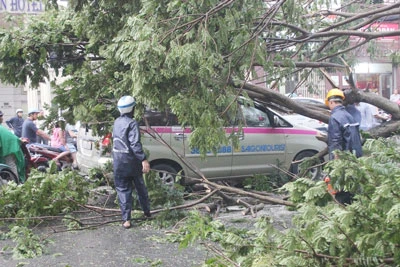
left=114, top=174, right=150, bottom=221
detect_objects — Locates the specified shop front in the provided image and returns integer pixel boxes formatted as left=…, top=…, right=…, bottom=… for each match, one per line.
left=354, top=63, right=393, bottom=99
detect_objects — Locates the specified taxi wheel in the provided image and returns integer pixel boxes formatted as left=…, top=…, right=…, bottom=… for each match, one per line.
left=290, top=151, right=322, bottom=181
left=152, top=164, right=178, bottom=187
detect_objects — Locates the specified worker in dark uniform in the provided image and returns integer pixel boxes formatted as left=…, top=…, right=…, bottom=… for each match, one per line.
left=326, top=89, right=362, bottom=160
left=325, top=89, right=363, bottom=204
left=112, top=96, right=151, bottom=229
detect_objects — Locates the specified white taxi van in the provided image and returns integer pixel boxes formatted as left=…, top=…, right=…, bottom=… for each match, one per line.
left=77, top=99, right=326, bottom=185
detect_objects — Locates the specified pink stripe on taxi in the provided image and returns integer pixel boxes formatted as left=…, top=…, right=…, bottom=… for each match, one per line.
left=241, top=128, right=317, bottom=135
left=144, top=126, right=317, bottom=135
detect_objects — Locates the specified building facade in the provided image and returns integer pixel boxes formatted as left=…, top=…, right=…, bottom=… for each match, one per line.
left=250, top=1, right=400, bottom=102
left=326, top=0, right=400, bottom=98
left=0, top=0, right=49, bottom=123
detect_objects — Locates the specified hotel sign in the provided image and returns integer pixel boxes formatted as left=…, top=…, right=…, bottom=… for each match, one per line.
left=0, top=0, right=44, bottom=13
left=352, top=22, right=399, bottom=41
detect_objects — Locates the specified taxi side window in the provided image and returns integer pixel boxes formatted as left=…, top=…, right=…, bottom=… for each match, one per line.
left=240, top=105, right=270, bottom=127
left=140, top=108, right=179, bottom=126
left=273, top=114, right=291, bottom=127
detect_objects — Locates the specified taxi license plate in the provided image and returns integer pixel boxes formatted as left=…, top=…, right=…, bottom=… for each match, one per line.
left=82, top=140, right=92, bottom=150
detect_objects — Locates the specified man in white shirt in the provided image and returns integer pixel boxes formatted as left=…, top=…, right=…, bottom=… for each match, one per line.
left=390, top=89, right=400, bottom=103
left=65, top=123, right=78, bottom=169
left=356, top=102, right=388, bottom=131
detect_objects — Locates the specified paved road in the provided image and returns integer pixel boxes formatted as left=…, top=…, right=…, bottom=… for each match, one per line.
left=0, top=186, right=295, bottom=267
left=1, top=224, right=206, bottom=267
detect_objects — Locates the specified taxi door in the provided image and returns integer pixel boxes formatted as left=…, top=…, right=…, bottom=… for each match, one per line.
left=169, top=127, right=233, bottom=179
left=231, top=104, right=287, bottom=177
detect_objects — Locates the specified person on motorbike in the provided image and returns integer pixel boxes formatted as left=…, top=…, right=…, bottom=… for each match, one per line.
left=21, top=109, right=51, bottom=144
left=0, top=125, right=26, bottom=182
left=50, top=117, right=71, bottom=167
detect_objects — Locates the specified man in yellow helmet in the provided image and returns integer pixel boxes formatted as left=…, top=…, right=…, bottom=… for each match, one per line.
left=325, top=89, right=363, bottom=205
left=325, top=88, right=362, bottom=160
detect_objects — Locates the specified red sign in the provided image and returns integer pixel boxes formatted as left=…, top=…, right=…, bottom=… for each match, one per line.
left=359, top=22, right=399, bottom=40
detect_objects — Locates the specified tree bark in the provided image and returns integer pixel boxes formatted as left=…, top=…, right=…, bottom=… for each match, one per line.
left=231, top=79, right=400, bottom=138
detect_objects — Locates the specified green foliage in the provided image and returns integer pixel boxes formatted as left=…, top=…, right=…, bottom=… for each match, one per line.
left=170, top=137, right=400, bottom=266
left=281, top=178, right=331, bottom=206
left=391, top=51, right=400, bottom=67
left=0, top=0, right=373, bottom=151
left=145, top=170, right=185, bottom=208
left=0, top=169, right=90, bottom=225
left=243, top=171, right=290, bottom=192
left=0, top=169, right=91, bottom=259
left=131, top=256, right=162, bottom=266
left=0, top=170, right=88, bottom=259
left=87, top=160, right=114, bottom=186
left=137, top=170, right=186, bottom=227
left=5, top=226, right=46, bottom=259
left=169, top=211, right=280, bottom=266
left=278, top=138, right=400, bottom=266
left=241, top=157, right=290, bottom=191
left=84, top=161, right=187, bottom=227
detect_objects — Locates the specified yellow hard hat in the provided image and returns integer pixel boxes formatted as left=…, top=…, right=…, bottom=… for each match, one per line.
left=325, top=88, right=345, bottom=106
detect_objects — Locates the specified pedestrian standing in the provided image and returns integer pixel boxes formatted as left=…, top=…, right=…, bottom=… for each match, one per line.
left=389, top=89, right=400, bottom=103
left=112, top=96, right=151, bottom=229
left=6, top=109, right=24, bottom=137
left=356, top=102, right=373, bottom=131
left=325, top=89, right=362, bottom=160
left=356, top=102, right=387, bottom=130
left=325, top=89, right=363, bottom=204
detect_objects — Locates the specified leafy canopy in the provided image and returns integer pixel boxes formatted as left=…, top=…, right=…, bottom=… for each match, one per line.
left=1, top=0, right=400, bottom=145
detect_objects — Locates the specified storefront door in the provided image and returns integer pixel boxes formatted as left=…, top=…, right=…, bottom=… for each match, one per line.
left=380, top=74, right=392, bottom=99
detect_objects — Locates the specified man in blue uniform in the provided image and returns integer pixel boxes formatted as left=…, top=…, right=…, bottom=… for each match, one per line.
left=325, top=89, right=362, bottom=205
left=112, top=96, right=151, bottom=229
left=325, top=89, right=362, bottom=160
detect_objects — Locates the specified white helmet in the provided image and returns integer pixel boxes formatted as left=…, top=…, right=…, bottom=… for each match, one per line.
left=16, top=109, right=23, bottom=114
left=28, top=108, right=40, bottom=115
left=117, top=96, right=136, bottom=114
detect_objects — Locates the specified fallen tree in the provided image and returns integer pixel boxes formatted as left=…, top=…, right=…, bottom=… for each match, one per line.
left=233, top=78, right=400, bottom=138
left=1, top=1, right=400, bottom=142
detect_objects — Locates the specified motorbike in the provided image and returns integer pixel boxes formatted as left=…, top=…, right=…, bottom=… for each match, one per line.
left=21, top=143, right=49, bottom=173
left=27, top=144, right=73, bottom=170
left=0, top=142, right=48, bottom=186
